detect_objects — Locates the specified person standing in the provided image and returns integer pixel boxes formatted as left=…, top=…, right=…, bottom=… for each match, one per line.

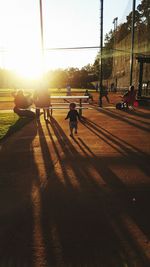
left=33, top=88, right=51, bottom=120
left=84, top=89, right=93, bottom=103
left=99, top=85, right=110, bottom=107
left=66, top=84, right=71, bottom=96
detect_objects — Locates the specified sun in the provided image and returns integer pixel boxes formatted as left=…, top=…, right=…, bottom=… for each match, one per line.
left=5, top=47, right=44, bottom=79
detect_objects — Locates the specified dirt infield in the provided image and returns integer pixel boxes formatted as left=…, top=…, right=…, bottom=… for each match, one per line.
left=0, top=94, right=150, bottom=266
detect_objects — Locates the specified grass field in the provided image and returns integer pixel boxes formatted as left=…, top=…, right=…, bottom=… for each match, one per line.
left=0, top=112, right=34, bottom=141
left=0, top=112, right=18, bottom=140
left=0, top=88, right=94, bottom=102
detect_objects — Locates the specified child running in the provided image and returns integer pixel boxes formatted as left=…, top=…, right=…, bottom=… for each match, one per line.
left=65, top=102, right=80, bottom=137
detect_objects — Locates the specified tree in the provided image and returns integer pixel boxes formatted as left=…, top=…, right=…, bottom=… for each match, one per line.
left=137, top=0, right=150, bottom=26
left=126, top=10, right=141, bottom=31
left=93, top=30, right=114, bottom=80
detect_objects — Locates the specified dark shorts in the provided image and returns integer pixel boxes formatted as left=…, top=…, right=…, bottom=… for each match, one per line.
left=69, top=121, right=77, bottom=129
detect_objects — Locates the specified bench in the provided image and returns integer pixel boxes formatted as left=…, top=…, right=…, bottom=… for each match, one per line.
left=35, top=95, right=90, bottom=116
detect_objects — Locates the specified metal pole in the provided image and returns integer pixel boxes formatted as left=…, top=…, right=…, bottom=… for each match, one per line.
left=138, top=61, right=143, bottom=97
left=130, top=0, right=136, bottom=86
left=39, top=0, right=44, bottom=56
left=113, top=17, right=118, bottom=90
left=99, top=0, right=103, bottom=107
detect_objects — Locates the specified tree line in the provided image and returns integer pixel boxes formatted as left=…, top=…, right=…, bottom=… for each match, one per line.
left=0, top=65, right=97, bottom=89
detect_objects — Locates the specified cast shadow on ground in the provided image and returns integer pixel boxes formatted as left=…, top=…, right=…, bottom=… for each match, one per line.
left=0, top=119, right=38, bottom=266
left=80, top=117, right=150, bottom=236
left=1, top=115, right=149, bottom=266
left=96, top=108, right=150, bottom=133
left=37, top=117, right=150, bottom=266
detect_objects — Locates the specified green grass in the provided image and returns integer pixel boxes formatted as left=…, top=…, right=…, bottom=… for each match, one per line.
left=0, top=96, right=14, bottom=102
left=0, top=112, right=18, bottom=139
left=0, top=88, right=94, bottom=100
left=0, top=112, right=33, bottom=141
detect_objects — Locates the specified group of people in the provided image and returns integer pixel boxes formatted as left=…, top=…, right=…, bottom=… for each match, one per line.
left=85, top=85, right=137, bottom=109
left=84, top=86, right=110, bottom=106
left=12, top=88, right=51, bottom=120
left=12, top=88, right=80, bottom=138
left=12, top=84, right=137, bottom=138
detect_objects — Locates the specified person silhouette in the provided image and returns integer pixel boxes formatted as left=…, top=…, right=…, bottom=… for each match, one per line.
left=65, top=102, right=80, bottom=137
left=33, top=88, right=51, bottom=120
left=13, top=90, right=35, bottom=118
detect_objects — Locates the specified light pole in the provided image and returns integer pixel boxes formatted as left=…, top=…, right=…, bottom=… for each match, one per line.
left=39, top=0, right=44, bottom=56
left=113, top=17, right=118, bottom=34
left=113, top=17, right=118, bottom=90
left=99, top=0, right=103, bottom=107
left=130, top=0, right=136, bottom=86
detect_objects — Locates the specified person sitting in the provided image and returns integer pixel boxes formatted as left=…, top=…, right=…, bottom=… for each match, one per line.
left=84, top=89, right=93, bottom=103
left=12, top=90, right=32, bottom=108
left=122, top=85, right=137, bottom=109
left=116, top=85, right=137, bottom=110
left=12, top=90, right=35, bottom=118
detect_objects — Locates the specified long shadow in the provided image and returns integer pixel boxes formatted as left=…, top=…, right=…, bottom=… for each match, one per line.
left=37, top=120, right=56, bottom=177
left=119, top=113, right=150, bottom=126
left=38, top=118, right=91, bottom=265
left=46, top=120, right=91, bottom=183
left=21, top=118, right=85, bottom=267
left=46, top=117, right=89, bottom=189
left=80, top=118, right=133, bottom=156
left=82, top=118, right=126, bottom=155
left=39, top=117, right=93, bottom=266
left=2, top=115, right=149, bottom=265
left=113, top=107, right=150, bottom=120
left=96, top=107, right=150, bottom=133
left=127, top=109, right=150, bottom=119
left=77, top=136, right=150, bottom=266
left=97, top=104, right=150, bottom=125
left=79, top=118, right=150, bottom=250
left=82, top=117, right=150, bottom=156
left=81, top=117, right=150, bottom=177
left=0, top=119, right=38, bottom=266
left=40, top=117, right=149, bottom=266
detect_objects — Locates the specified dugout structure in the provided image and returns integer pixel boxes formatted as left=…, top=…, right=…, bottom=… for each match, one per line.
left=136, top=56, right=150, bottom=98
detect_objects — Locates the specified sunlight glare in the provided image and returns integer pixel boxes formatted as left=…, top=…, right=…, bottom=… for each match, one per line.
left=5, top=47, right=44, bottom=79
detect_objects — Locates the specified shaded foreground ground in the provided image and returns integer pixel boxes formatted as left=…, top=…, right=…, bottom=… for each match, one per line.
left=0, top=98, right=150, bottom=267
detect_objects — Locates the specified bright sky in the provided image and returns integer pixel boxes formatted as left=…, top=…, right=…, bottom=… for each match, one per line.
left=0, top=0, right=141, bottom=78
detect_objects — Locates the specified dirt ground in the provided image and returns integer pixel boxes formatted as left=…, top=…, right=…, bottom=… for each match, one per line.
left=0, top=93, right=150, bottom=267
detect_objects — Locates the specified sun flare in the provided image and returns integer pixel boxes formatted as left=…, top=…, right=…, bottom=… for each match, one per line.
left=4, top=47, right=44, bottom=79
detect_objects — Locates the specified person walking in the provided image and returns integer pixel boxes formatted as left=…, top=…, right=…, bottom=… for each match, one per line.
left=65, top=102, right=80, bottom=137
left=99, top=85, right=110, bottom=107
